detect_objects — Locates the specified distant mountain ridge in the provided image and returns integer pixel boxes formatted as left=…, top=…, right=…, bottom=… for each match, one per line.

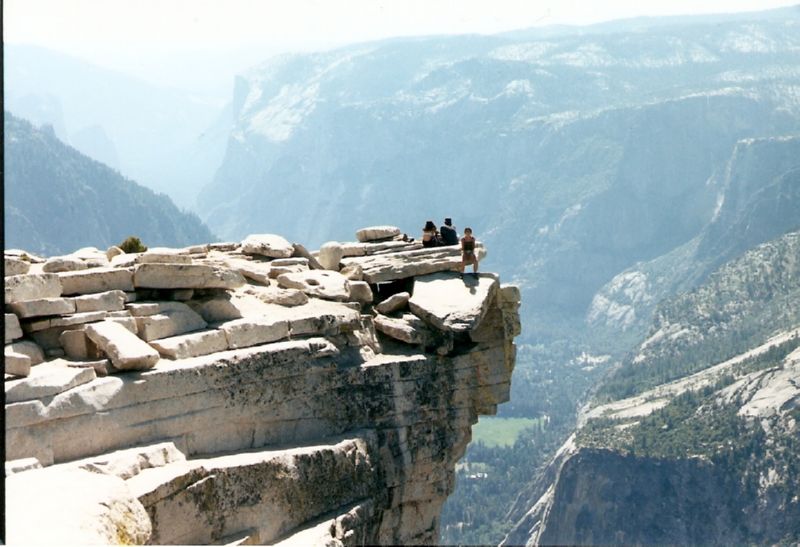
left=588, top=135, right=800, bottom=334
left=4, top=44, right=228, bottom=208
left=4, top=112, right=215, bottom=255
left=199, top=8, right=800, bottom=348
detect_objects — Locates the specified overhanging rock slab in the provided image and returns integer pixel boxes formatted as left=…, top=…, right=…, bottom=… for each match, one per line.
left=341, top=245, right=486, bottom=284
left=409, top=272, right=498, bottom=333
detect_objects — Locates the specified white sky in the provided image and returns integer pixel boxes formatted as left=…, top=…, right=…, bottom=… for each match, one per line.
left=5, top=0, right=799, bottom=97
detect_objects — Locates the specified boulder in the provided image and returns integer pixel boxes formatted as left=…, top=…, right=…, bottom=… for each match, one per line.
left=109, top=253, right=140, bottom=268
left=43, top=256, right=89, bottom=273
left=149, top=329, right=229, bottom=359
left=340, top=263, right=364, bottom=281
left=73, top=290, right=127, bottom=313
left=340, top=244, right=486, bottom=284
left=106, top=246, right=124, bottom=261
left=183, top=244, right=209, bottom=255
left=221, top=257, right=272, bottom=285
left=279, top=299, right=362, bottom=336
left=9, top=297, right=77, bottom=318
left=319, top=242, right=344, bottom=270
left=277, top=270, right=351, bottom=302
left=290, top=243, right=325, bottom=269
left=60, top=330, right=102, bottom=360
left=6, top=467, right=152, bottom=545
left=375, top=292, right=410, bottom=315
left=133, top=263, right=245, bottom=290
left=5, top=273, right=62, bottom=303
left=85, top=320, right=160, bottom=370
left=59, top=268, right=135, bottom=295
left=5, top=257, right=30, bottom=276
left=241, top=234, right=294, bottom=258
left=5, top=360, right=97, bottom=403
left=5, top=313, right=24, bottom=343
left=268, top=263, right=309, bottom=279
left=6, top=340, right=45, bottom=366
left=373, top=313, right=433, bottom=345
left=187, top=296, right=244, bottom=323
left=67, top=249, right=109, bottom=269
left=355, top=225, right=401, bottom=243
left=348, top=281, right=373, bottom=304
left=249, top=286, right=309, bottom=307
left=408, top=272, right=498, bottom=333
left=5, top=249, right=45, bottom=263
left=133, top=304, right=207, bottom=342
left=107, top=313, right=138, bottom=334
left=220, top=317, right=290, bottom=349
left=4, top=349, right=31, bottom=377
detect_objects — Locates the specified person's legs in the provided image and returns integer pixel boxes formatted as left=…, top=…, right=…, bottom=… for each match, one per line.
left=473, top=258, right=479, bottom=275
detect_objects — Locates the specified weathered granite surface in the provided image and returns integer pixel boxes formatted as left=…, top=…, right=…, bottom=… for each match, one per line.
left=5, top=229, right=519, bottom=545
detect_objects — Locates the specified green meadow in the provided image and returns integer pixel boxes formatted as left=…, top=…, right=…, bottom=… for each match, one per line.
left=470, top=416, right=545, bottom=447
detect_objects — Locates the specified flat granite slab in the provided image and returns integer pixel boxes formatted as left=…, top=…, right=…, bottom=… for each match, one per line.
left=408, top=272, right=498, bottom=333
left=340, top=244, right=486, bottom=283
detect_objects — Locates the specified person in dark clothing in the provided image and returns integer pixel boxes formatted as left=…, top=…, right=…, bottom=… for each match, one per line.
left=440, top=217, right=458, bottom=246
left=459, top=227, right=479, bottom=277
left=422, top=220, right=440, bottom=247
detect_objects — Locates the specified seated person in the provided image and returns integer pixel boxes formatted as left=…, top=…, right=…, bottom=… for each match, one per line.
left=422, top=220, right=440, bottom=247
left=440, top=217, right=458, bottom=246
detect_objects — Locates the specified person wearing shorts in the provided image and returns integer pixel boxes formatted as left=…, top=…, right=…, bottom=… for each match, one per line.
left=459, top=227, right=479, bottom=277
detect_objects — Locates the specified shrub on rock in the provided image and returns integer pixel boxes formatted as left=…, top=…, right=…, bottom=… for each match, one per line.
left=119, top=236, right=148, bottom=254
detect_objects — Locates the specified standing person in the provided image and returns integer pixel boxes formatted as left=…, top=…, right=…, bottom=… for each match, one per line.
left=440, top=217, right=458, bottom=246
left=459, top=227, right=479, bottom=278
left=422, top=220, right=440, bottom=248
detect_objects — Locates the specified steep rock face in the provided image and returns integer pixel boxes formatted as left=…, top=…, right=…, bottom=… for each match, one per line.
left=506, top=346, right=800, bottom=546
left=5, top=231, right=519, bottom=545
left=527, top=449, right=744, bottom=546
left=505, top=230, right=800, bottom=546
left=589, top=136, right=800, bottom=333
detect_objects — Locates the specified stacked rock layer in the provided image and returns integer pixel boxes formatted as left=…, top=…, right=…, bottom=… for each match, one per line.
left=4, top=227, right=518, bottom=545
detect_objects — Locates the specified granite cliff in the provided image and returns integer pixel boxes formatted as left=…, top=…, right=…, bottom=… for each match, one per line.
left=4, top=227, right=520, bottom=545
left=503, top=231, right=800, bottom=546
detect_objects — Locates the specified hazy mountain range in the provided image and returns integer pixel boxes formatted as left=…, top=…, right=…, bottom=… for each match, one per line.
left=4, top=44, right=230, bottom=208
left=4, top=112, right=214, bottom=255
left=196, top=5, right=800, bottom=344
left=5, top=5, right=800, bottom=544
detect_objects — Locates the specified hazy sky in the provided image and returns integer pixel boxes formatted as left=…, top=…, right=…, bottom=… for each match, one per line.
left=5, top=0, right=799, bottom=98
